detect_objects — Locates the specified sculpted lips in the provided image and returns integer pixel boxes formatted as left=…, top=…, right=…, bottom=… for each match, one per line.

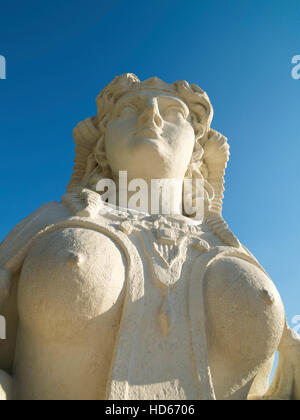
left=135, top=126, right=161, bottom=139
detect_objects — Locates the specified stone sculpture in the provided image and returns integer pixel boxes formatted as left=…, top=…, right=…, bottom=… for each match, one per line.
left=0, top=73, right=299, bottom=400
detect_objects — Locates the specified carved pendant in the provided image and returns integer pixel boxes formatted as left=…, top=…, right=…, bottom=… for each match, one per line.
left=103, top=206, right=210, bottom=336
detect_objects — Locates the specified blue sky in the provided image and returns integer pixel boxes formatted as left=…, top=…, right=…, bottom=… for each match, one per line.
left=0, top=0, right=299, bottom=329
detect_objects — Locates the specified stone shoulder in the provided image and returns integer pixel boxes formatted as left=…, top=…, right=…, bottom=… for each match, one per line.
left=0, top=201, right=70, bottom=269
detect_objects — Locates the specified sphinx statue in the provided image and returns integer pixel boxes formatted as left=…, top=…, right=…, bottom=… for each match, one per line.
left=0, top=73, right=299, bottom=400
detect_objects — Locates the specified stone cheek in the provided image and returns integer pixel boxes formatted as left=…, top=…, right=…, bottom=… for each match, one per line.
left=18, top=228, right=126, bottom=341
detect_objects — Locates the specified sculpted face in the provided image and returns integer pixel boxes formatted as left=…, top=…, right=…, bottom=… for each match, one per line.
left=105, top=89, right=195, bottom=181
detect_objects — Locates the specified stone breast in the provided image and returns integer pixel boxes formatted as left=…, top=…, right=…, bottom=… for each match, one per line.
left=204, top=256, right=285, bottom=362
left=18, top=228, right=126, bottom=341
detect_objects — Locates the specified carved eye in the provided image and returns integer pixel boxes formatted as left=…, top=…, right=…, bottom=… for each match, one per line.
left=163, top=107, right=186, bottom=121
left=118, top=105, right=137, bottom=118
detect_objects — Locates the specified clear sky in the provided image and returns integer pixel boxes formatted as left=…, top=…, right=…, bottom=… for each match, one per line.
left=0, top=0, right=299, bottom=330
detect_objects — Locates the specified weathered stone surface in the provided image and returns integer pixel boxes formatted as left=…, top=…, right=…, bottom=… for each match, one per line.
left=0, top=74, right=299, bottom=400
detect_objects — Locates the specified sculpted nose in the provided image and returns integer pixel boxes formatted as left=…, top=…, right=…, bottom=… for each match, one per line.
left=137, top=102, right=163, bottom=129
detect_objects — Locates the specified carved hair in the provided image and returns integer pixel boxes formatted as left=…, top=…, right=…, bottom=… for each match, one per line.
left=66, top=74, right=238, bottom=245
